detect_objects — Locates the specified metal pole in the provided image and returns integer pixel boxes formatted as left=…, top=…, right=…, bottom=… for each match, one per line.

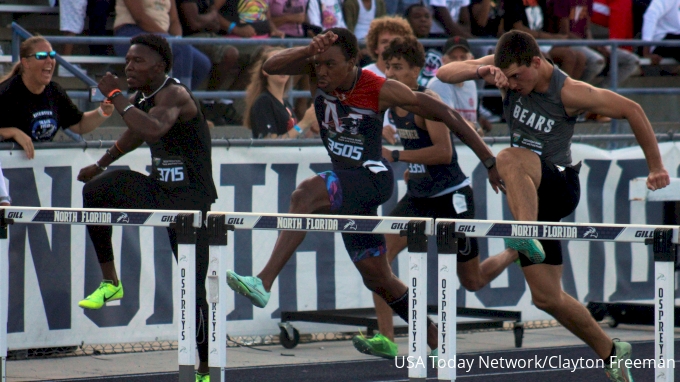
left=609, top=41, right=620, bottom=147
left=436, top=222, right=461, bottom=381
left=406, top=221, right=428, bottom=382
left=0, top=209, right=12, bottom=382
left=0, top=222, right=8, bottom=382
left=207, top=215, right=228, bottom=382
left=175, top=214, right=198, bottom=382
left=652, top=228, right=675, bottom=382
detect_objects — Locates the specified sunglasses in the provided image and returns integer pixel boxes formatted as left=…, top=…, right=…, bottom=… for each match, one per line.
left=25, top=51, right=57, bottom=60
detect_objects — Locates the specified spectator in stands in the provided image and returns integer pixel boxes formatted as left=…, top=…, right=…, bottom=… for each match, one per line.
left=405, top=3, right=438, bottom=39
left=364, top=16, right=414, bottom=77
left=177, top=0, right=241, bottom=126
left=113, top=0, right=211, bottom=91
left=244, top=47, right=318, bottom=139
left=214, top=0, right=285, bottom=124
left=59, top=0, right=114, bottom=76
left=633, top=0, right=652, bottom=40
left=363, top=16, right=414, bottom=143
left=177, top=0, right=239, bottom=84
left=268, top=0, right=315, bottom=119
left=0, top=37, right=113, bottom=158
left=400, top=0, right=473, bottom=38
left=429, top=0, right=474, bottom=38
left=547, top=0, right=639, bottom=87
left=344, top=0, right=387, bottom=40
left=59, top=0, right=88, bottom=77
left=503, top=0, right=587, bottom=80
left=405, top=4, right=448, bottom=86
left=427, top=37, right=493, bottom=135
left=307, top=0, right=347, bottom=31
left=87, top=0, right=116, bottom=57
left=642, top=0, right=680, bottom=65
left=269, top=0, right=310, bottom=37
left=592, top=0, right=635, bottom=49
left=217, top=0, right=284, bottom=37
left=469, top=0, right=504, bottom=56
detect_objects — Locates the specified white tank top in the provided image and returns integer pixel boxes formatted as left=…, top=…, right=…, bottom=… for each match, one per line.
left=354, top=0, right=375, bottom=40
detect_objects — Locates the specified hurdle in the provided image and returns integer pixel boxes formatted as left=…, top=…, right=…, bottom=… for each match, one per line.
left=435, top=218, right=677, bottom=382
left=0, top=206, right=203, bottom=382
left=205, top=212, right=434, bottom=382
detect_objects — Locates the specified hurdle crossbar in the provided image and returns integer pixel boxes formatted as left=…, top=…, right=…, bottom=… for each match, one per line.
left=440, top=218, right=668, bottom=242
left=435, top=218, right=677, bottom=382
left=218, top=211, right=435, bottom=234
left=0, top=207, right=202, bottom=382
left=205, top=212, right=435, bottom=382
left=0, top=206, right=203, bottom=227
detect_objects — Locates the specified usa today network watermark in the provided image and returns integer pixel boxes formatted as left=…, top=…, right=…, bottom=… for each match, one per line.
left=395, top=355, right=676, bottom=372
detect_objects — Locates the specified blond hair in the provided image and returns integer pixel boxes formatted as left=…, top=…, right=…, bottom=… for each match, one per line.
left=0, top=36, right=50, bottom=83
left=365, top=16, right=414, bottom=60
left=243, top=46, right=288, bottom=130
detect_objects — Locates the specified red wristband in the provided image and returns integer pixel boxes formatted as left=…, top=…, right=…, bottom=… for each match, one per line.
left=107, top=89, right=122, bottom=98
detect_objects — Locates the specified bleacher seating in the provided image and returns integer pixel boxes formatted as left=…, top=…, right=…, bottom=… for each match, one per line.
left=1, top=1, right=679, bottom=138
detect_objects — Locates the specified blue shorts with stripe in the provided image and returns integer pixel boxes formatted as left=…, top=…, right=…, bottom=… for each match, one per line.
left=318, top=160, right=394, bottom=262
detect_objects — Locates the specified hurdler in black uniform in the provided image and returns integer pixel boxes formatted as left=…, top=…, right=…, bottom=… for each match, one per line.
left=388, top=85, right=478, bottom=262
left=81, top=77, right=216, bottom=363
left=76, top=34, right=216, bottom=376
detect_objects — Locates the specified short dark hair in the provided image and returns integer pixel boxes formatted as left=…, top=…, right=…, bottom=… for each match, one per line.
left=404, top=3, right=428, bottom=18
left=324, top=27, right=358, bottom=61
left=130, top=34, right=173, bottom=73
left=494, top=30, right=542, bottom=69
left=381, top=36, right=425, bottom=69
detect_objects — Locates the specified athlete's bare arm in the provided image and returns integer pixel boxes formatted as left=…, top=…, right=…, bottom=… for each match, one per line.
left=437, top=55, right=507, bottom=88
left=98, top=74, right=194, bottom=144
left=561, top=78, right=670, bottom=191
left=137, top=86, right=197, bottom=142
left=385, top=90, right=453, bottom=165
left=379, top=79, right=505, bottom=193
left=385, top=89, right=452, bottom=165
left=262, top=32, right=339, bottom=76
left=77, top=93, right=146, bottom=183
left=67, top=101, right=116, bottom=135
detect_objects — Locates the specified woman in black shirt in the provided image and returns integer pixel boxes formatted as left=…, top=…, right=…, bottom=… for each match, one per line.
left=244, top=46, right=317, bottom=138
left=0, top=36, right=113, bottom=158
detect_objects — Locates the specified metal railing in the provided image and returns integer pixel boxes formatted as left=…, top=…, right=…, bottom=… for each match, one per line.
left=0, top=133, right=675, bottom=152
left=10, top=22, right=680, bottom=136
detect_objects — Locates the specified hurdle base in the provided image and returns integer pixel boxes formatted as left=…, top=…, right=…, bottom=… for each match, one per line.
left=587, top=302, right=680, bottom=327
left=280, top=305, right=523, bottom=348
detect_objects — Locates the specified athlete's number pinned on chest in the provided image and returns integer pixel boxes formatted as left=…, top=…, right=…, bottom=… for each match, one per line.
left=152, top=156, right=189, bottom=187
left=328, top=138, right=363, bottom=160
left=159, top=167, right=184, bottom=182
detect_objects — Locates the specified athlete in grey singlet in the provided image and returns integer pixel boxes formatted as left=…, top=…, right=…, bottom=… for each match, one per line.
left=503, top=66, right=575, bottom=167
left=437, top=30, right=670, bottom=382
